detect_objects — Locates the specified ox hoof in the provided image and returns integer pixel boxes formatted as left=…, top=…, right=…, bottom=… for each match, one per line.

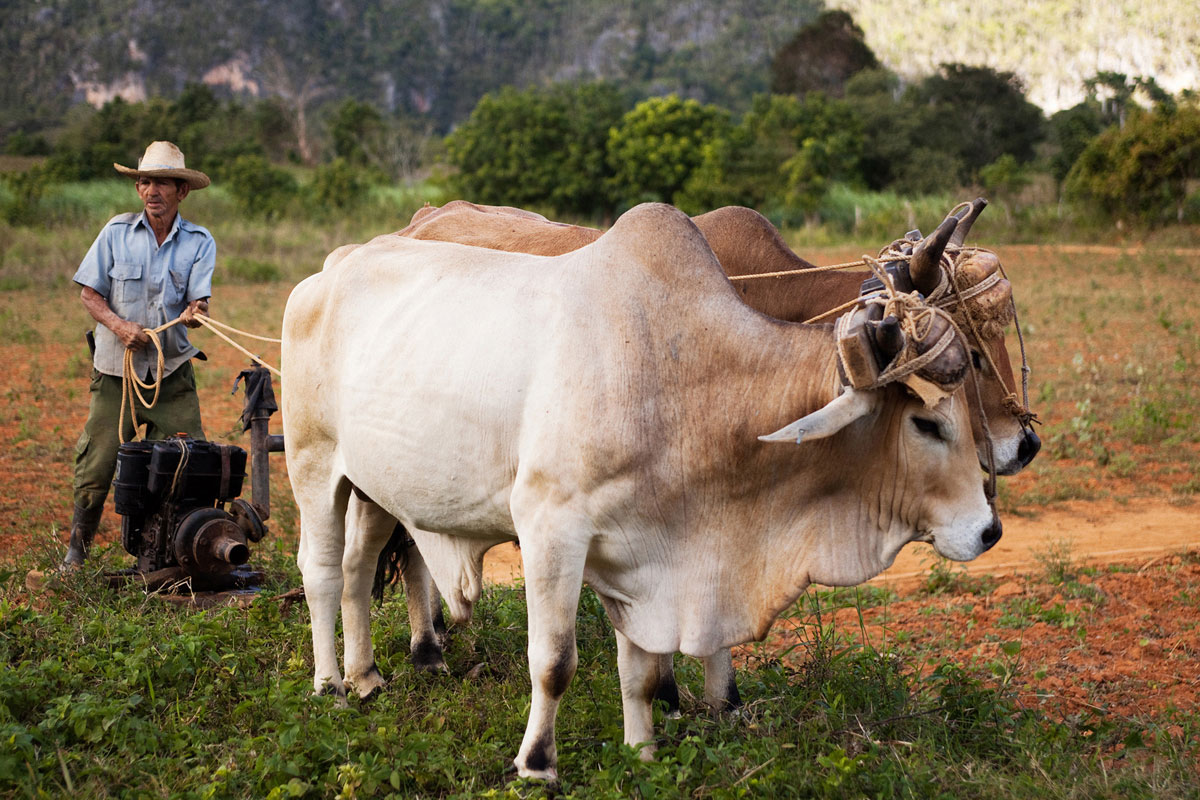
left=513, top=763, right=558, bottom=783
left=411, top=638, right=448, bottom=673
left=347, top=668, right=387, bottom=702
left=314, top=685, right=349, bottom=709
left=635, top=742, right=656, bottom=762
left=312, top=681, right=345, bottom=705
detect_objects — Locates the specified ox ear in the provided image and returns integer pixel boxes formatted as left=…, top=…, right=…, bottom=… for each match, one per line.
left=758, top=387, right=879, bottom=444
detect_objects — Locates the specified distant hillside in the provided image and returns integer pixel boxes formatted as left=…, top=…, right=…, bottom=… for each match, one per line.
left=830, top=0, right=1200, bottom=111
left=0, top=0, right=821, bottom=138
left=3, top=0, right=1197, bottom=147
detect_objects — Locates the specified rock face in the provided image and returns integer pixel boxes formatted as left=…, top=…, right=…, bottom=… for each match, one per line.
left=832, top=0, right=1200, bottom=112
left=9, top=0, right=1197, bottom=130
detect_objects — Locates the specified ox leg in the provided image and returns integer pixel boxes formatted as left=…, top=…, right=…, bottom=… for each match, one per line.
left=296, top=481, right=351, bottom=701
left=702, top=649, right=742, bottom=711
left=511, top=535, right=587, bottom=782
left=615, top=630, right=659, bottom=760
left=652, top=654, right=682, bottom=717
left=400, top=543, right=448, bottom=672
left=342, top=497, right=397, bottom=699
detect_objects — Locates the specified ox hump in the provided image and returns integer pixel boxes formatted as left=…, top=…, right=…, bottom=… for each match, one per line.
left=597, top=203, right=725, bottom=285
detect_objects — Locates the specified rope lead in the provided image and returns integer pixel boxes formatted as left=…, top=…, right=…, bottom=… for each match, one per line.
left=118, top=313, right=282, bottom=443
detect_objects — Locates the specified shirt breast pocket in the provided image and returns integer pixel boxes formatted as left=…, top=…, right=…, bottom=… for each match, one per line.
left=167, top=265, right=190, bottom=304
left=110, top=261, right=142, bottom=305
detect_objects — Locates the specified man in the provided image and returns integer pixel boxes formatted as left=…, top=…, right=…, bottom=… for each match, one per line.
left=64, top=141, right=215, bottom=568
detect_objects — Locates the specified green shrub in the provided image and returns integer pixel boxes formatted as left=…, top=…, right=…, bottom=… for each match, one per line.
left=222, top=154, right=299, bottom=219
left=305, top=158, right=373, bottom=217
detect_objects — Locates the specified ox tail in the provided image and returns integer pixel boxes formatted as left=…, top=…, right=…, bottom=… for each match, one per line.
left=371, top=522, right=413, bottom=605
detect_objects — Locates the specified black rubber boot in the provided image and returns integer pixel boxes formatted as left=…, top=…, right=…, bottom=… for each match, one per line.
left=61, top=505, right=103, bottom=569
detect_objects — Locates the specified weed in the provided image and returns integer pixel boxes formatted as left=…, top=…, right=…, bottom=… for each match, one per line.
left=0, top=308, right=41, bottom=344
left=1033, top=538, right=1079, bottom=584
left=919, top=557, right=996, bottom=596
left=1106, top=450, right=1138, bottom=478
left=1116, top=397, right=1180, bottom=444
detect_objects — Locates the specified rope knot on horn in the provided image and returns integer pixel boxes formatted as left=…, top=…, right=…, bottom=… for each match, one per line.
left=835, top=254, right=968, bottom=406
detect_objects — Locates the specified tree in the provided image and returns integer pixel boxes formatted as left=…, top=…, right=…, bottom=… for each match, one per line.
left=770, top=10, right=878, bottom=98
left=607, top=94, right=732, bottom=208
left=678, top=92, right=862, bottom=218
left=1065, top=101, right=1200, bottom=224
left=1046, top=101, right=1105, bottom=184
left=445, top=82, right=628, bottom=218
left=224, top=153, right=299, bottom=219
left=259, top=49, right=330, bottom=165
left=43, top=97, right=166, bottom=182
left=907, top=64, right=1045, bottom=184
left=330, top=100, right=385, bottom=167
left=978, top=154, right=1031, bottom=222
left=844, top=68, right=961, bottom=193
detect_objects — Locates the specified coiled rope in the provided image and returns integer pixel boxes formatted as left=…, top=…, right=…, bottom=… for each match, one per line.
left=118, top=314, right=281, bottom=443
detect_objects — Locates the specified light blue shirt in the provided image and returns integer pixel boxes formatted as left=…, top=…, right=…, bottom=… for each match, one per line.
left=73, top=211, right=216, bottom=379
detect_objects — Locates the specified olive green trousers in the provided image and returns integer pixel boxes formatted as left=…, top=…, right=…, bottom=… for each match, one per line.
left=72, top=361, right=205, bottom=512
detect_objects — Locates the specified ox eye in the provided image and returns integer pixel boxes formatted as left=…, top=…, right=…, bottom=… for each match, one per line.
left=971, top=349, right=983, bottom=370
left=912, top=417, right=944, bottom=440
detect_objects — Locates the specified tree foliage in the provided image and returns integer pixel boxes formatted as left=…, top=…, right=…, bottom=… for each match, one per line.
left=1046, top=102, right=1105, bottom=184
left=607, top=95, right=732, bottom=208
left=445, top=82, right=628, bottom=217
left=223, top=154, right=299, bottom=219
left=907, top=64, right=1045, bottom=184
left=843, top=64, right=1045, bottom=192
left=1065, top=102, right=1200, bottom=224
left=770, top=10, right=878, bottom=98
left=679, top=93, right=862, bottom=220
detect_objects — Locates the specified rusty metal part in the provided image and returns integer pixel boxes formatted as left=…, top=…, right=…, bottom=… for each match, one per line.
left=229, top=498, right=267, bottom=543
left=173, top=507, right=249, bottom=574
left=240, top=365, right=285, bottom=521
left=250, top=418, right=284, bottom=521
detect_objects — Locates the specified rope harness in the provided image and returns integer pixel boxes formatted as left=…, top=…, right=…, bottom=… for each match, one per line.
left=728, top=234, right=1039, bottom=510
left=118, top=315, right=281, bottom=443
left=835, top=255, right=961, bottom=392
left=727, top=243, right=1037, bottom=428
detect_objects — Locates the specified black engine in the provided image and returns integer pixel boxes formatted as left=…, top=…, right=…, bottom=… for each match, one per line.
left=113, top=435, right=265, bottom=579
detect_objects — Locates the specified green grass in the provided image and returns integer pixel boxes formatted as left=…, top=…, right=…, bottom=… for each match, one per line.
left=2, top=542, right=1197, bottom=798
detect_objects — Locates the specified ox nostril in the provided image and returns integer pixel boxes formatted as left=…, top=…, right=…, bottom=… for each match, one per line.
left=1017, top=430, right=1041, bottom=466
left=981, top=516, right=1002, bottom=551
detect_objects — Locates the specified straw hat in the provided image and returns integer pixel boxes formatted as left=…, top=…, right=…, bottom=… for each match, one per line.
left=113, top=141, right=210, bottom=190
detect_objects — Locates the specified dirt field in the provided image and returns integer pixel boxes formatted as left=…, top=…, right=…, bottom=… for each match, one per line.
left=2, top=241, right=1197, bottom=747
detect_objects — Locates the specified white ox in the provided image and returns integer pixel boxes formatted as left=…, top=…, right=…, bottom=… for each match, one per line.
left=282, top=203, right=1001, bottom=780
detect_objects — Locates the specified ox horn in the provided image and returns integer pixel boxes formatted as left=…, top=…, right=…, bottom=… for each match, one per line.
left=949, top=197, right=989, bottom=247
left=908, top=214, right=958, bottom=296
left=759, top=387, right=880, bottom=445
left=870, top=315, right=906, bottom=363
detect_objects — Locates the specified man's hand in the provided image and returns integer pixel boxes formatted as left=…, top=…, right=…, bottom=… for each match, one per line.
left=180, top=298, right=209, bottom=329
left=80, top=287, right=150, bottom=351
left=116, top=318, right=150, bottom=351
